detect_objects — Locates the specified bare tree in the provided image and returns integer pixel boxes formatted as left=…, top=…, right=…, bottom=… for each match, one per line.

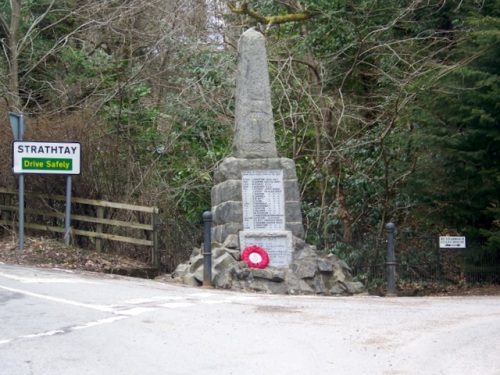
left=0, top=0, right=103, bottom=111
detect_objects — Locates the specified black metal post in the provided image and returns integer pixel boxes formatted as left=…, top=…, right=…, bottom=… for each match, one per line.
left=386, top=222, right=397, bottom=297
left=202, top=211, right=213, bottom=288
left=64, top=175, right=72, bottom=246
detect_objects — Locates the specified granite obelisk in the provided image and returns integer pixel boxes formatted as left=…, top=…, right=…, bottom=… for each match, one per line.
left=172, top=28, right=364, bottom=295
left=233, top=28, right=277, bottom=159
left=210, top=28, right=304, bottom=262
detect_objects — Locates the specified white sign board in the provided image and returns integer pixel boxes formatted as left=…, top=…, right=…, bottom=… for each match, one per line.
left=242, top=170, right=285, bottom=231
left=12, top=141, right=81, bottom=175
left=439, top=236, right=466, bottom=249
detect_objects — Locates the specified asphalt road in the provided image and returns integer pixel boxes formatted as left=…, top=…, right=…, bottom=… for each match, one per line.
left=1, top=263, right=499, bottom=375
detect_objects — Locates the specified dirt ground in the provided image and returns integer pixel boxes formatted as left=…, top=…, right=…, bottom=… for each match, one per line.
left=0, top=237, right=160, bottom=279
left=1, top=236, right=499, bottom=296
left=369, top=282, right=500, bottom=297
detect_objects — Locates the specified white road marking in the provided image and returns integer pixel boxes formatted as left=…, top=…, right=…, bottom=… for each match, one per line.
left=0, top=285, right=115, bottom=313
left=0, top=273, right=254, bottom=346
left=21, top=330, right=65, bottom=339
left=1, top=316, right=129, bottom=345
left=118, top=296, right=186, bottom=306
left=122, top=298, right=158, bottom=305
left=72, top=316, right=127, bottom=330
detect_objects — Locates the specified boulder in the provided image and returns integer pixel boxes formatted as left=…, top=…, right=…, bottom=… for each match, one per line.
left=172, top=239, right=364, bottom=296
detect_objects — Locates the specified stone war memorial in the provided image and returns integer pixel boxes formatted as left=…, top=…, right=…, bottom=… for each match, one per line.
left=173, top=29, right=364, bottom=295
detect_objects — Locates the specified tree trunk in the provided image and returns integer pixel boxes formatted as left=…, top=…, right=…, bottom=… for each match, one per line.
left=6, top=0, right=21, bottom=111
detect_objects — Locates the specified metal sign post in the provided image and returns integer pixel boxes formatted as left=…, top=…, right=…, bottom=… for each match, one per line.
left=202, top=211, right=213, bottom=288
left=9, top=112, right=26, bottom=250
left=9, top=112, right=26, bottom=140
left=386, top=222, right=397, bottom=297
left=65, top=176, right=72, bottom=245
left=18, top=174, right=25, bottom=250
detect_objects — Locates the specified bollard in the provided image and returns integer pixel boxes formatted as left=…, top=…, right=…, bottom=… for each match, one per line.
left=386, top=222, right=397, bottom=297
left=202, top=211, right=213, bottom=288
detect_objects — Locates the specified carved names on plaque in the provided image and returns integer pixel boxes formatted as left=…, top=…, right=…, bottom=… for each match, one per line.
left=242, top=170, right=285, bottom=231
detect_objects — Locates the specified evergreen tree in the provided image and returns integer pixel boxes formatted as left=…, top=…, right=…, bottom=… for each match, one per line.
left=407, top=2, right=500, bottom=252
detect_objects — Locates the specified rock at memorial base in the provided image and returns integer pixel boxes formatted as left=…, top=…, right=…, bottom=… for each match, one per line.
left=193, top=266, right=204, bottom=283
left=172, top=263, right=189, bottom=278
left=213, top=266, right=234, bottom=289
left=265, top=281, right=288, bottom=295
left=232, top=261, right=251, bottom=279
left=182, top=274, right=200, bottom=287
left=330, top=282, right=348, bottom=295
left=223, top=234, right=240, bottom=249
left=213, top=251, right=237, bottom=271
left=345, top=281, right=365, bottom=294
left=333, top=267, right=347, bottom=283
left=312, top=274, right=328, bottom=295
left=212, top=246, right=229, bottom=259
left=317, top=258, right=333, bottom=273
left=293, top=257, right=318, bottom=279
left=284, top=271, right=315, bottom=295
left=172, top=243, right=363, bottom=296
left=251, top=268, right=286, bottom=282
left=191, top=246, right=202, bottom=257
left=245, top=279, right=268, bottom=293
left=292, top=245, right=317, bottom=260
left=338, top=260, right=352, bottom=272
left=188, top=255, right=204, bottom=274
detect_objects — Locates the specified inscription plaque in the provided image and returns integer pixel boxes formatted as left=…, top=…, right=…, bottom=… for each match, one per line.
left=240, top=231, right=292, bottom=268
left=242, top=170, right=285, bottom=231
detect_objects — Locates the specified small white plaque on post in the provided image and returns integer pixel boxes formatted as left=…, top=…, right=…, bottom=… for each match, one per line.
left=242, top=170, right=285, bottom=231
left=240, top=230, right=292, bottom=268
left=439, top=236, right=466, bottom=249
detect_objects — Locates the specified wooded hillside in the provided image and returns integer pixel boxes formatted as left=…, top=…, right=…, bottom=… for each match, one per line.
left=1, top=0, right=498, bottom=273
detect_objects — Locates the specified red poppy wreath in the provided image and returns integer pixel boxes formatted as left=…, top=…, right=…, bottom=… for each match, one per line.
left=241, top=245, right=269, bottom=269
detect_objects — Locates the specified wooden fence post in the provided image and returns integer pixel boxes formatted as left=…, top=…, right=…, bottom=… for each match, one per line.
left=96, top=207, right=104, bottom=253
left=151, top=208, right=159, bottom=268
left=5, top=194, right=12, bottom=224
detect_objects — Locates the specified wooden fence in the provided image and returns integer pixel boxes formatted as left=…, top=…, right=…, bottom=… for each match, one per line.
left=0, top=188, right=159, bottom=267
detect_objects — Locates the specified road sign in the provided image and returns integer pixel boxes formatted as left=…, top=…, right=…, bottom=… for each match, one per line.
left=9, top=112, right=26, bottom=140
left=439, top=236, right=466, bottom=249
left=12, top=141, right=81, bottom=175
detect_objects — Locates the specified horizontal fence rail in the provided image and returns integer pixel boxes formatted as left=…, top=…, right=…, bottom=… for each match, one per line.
left=0, top=188, right=159, bottom=267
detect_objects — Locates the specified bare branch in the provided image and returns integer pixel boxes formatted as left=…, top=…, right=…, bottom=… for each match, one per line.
left=227, top=1, right=312, bottom=25
left=0, top=12, right=8, bottom=37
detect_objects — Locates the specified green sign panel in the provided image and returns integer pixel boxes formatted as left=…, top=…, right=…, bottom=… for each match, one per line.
left=22, top=158, right=73, bottom=171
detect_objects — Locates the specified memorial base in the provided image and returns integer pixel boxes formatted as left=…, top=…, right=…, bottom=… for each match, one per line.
left=211, top=157, right=304, bottom=244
